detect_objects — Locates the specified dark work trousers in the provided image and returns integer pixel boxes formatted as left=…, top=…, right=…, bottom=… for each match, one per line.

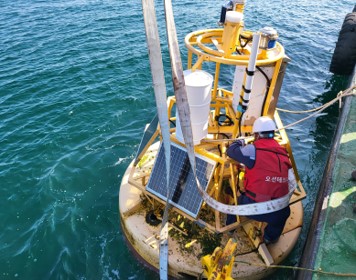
left=226, top=193, right=291, bottom=242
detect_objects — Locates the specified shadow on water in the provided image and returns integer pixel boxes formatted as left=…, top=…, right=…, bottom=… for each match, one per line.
left=312, top=75, right=352, bottom=151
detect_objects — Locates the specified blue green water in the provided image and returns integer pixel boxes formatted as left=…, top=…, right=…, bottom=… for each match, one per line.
left=0, top=0, right=354, bottom=279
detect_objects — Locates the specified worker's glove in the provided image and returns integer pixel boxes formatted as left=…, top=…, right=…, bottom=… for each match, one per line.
left=233, top=139, right=245, bottom=147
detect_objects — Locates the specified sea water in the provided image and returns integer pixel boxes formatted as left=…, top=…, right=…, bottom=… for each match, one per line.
left=0, top=0, right=354, bottom=279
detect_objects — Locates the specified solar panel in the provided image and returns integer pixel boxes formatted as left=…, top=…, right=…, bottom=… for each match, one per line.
left=146, top=142, right=216, bottom=218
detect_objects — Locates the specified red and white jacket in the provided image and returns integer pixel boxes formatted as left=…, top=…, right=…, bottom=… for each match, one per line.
left=244, top=139, right=291, bottom=202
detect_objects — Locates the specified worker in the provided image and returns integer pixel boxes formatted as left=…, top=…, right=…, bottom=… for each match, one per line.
left=226, top=116, right=292, bottom=244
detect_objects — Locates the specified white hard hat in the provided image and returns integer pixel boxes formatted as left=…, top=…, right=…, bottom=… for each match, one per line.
left=252, top=116, right=276, bottom=133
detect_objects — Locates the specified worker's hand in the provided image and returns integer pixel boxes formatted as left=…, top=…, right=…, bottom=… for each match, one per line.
left=233, top=139, right=245, bottom=147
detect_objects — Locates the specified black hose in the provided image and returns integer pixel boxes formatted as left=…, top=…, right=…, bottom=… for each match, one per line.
left=256, top=65, right=271, bottom=116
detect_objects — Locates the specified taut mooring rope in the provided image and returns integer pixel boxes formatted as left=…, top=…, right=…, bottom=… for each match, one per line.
left=234, top=260, right=356, bottom=277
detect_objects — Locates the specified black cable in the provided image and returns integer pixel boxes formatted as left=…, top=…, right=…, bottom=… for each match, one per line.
left=219, top=133, right=230, bottom=139
left=170, top=119, right=176, bottom=127
left=239, top=34, right=253, bottom=49
left=239, top=111, right=245, bottom=137
left=256, top=65, right=271, bottom=116
left=217, top=145, right=222, bottom=157
left=216, top=114, right=233, bottom=126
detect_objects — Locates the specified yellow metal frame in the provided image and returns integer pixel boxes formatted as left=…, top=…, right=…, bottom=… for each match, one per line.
left=185, top=29, right=285, bottom=66
left=128, top=18, right=306, bottom=235
left=129, top=93, right=306, bottom=234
